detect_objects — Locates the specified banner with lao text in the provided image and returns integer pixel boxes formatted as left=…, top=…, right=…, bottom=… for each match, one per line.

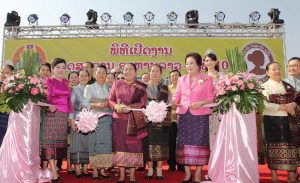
left=3, top=37, right=285, bottom=79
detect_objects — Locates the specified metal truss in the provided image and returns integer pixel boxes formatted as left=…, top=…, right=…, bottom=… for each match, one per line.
left=3, top=23, right=284, bottom=40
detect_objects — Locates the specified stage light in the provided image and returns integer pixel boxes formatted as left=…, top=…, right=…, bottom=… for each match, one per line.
left=27, top=14, right=38, bottom=25
left=60, top=13, right=70, bottom=25
left=249, top=11, right=261, bottom=23
left=123, top=12, right=134, bottom=23
left=185, top=10, right=199, bottom=28
left=268, top=8, right=284, bottom=24
left=214, top=11, right=225, bottom=24
left=4, top=11, right=21, bottom=27
left=101, top=12, right=111, bottom=23
left=86, top=9, right=98, bottom=25
left=167, top=11, right=178, bottom=24
left=144, top=11, right=155, bottom=23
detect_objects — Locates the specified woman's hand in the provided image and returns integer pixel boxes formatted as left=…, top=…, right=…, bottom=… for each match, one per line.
left=171, top=100, right=179, bottom=109
left=90, top=103, right=98, bottom=110
left=49, top=105, right=56, bottom=112
left=98, top=101, right=108, bottom=109
left=286, top=102, right=296, bottom=116
left=122, top=106, right=131, bottom=113
left=69, top=119, right=78, bottom=132
left=189, top=101, right=204, bottom=110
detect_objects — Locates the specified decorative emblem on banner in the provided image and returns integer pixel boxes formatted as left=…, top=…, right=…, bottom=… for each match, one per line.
left=12, top=44, right=47, bottom=68
left=243, top=43, right=274, bottom=80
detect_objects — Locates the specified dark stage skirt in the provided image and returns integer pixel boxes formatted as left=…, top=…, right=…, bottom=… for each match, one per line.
left=143, top=122, right=170, bottom=161
left=0, top=112, right=9, bottom=146
left=263, top=115, right=298, bottom=171
left=176, top=110, right=210, bottom=166
left=41, top=111, right=69, bottom=160
left=112, top=118, right=143, bottom=168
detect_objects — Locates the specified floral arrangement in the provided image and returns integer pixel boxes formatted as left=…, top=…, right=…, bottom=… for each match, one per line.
left=0, top=70, right=48, bottom=113
left=215, top=72, right=266, bottom=114
left=75, top=108, right=111, bottom=133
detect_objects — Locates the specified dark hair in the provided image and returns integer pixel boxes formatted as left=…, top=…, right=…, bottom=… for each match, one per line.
left=96, top=64, right=107, bottom=72
left=51, top=58, right=66, bottom=68
left=149, top=64, right=162, bottom=73
left=4, top=64, right=14, bottom=71
left=288, top=57, right=300, bottom=64
left=266, top=62, right=280, bottom=71
left=107, top=72, right=115, bottom=78
left=79, top=69, right=90, bottom=77
left=125, top=63, right=137, bottom=72
left=68, top=71, right=79, bottom=80
left=185, top=52, right=202, bottom=68
left=39, top=63, right=51, bottom=72
left=169, top=70, right=181, bottom=77
left=204, top=53, right=219, bottom=72
left=84, top=62, right=94, bottom=69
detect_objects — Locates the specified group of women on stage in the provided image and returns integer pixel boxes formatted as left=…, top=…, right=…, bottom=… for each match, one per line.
left=0, top=52, right=299, bottom=183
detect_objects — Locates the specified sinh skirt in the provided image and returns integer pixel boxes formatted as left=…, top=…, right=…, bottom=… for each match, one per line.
left=176, top=110, right=210, bottom=166
left=41, top=111, right=69, bottom=160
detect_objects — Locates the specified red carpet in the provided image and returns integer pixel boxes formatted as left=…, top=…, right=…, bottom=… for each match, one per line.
left=49, top=163, right=294, bottom=183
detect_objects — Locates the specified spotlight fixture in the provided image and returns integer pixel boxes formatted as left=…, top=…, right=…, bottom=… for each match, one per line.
left=123, top=11, right=134, bottom=24
left=86, top=9, right=98, bottom=25
left=214, top=11, right=225, bottom=24
left=167, top=11, right=178, bottom=24
left=85, top=9, right=98, bottom=29
left=27, top=14, right=38, bottom=25
left=60, top=13, right=71, bottom=25
left=249, top=11, right=261, bottom=23
left=144, top=11, right=155, bottom=24
left=4, top=11, right=21, bottom=27
left=100, top=12, right=112, bottom=23
left=185, top=10, right=199, bottom=28
left=268, top=8, right=284, bottom=24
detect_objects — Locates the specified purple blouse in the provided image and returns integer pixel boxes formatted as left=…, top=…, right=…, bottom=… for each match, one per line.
left=46, top=78, right=73, bottom=113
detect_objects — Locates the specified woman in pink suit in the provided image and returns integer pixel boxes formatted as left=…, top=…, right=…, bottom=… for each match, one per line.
left=172, top=52, right=215, bottom=183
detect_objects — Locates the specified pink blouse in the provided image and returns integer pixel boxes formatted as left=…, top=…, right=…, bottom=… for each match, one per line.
left=46, top=78, right=73, bottom=113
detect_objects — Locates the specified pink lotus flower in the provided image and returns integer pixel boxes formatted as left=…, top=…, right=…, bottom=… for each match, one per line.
left=247, top=83, right=255, bottom=90
left=30, top=88, right=39, bottom=95
left=29, top=77, right=39, bottom=85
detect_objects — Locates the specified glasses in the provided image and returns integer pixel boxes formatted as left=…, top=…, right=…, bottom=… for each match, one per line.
left=117, top=77, right=125, bottom=80
left=113, top=72, right=121, bottom=74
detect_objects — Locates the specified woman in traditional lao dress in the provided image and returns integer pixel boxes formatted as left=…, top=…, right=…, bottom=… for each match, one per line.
left=108, top=63, right=148, bottom=183
left=144, top=64, right=172, bottom=180
left=68, top=69, right=90, bottom=177
left=84, top=65, right=113, bottom=179
left=172, top=52, right=214, bottom=183
left=262, top=62, right=298, bottom=183
left=41, top=58, right=73, bottom=182
left=203, top=51, right=220, bottom=151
